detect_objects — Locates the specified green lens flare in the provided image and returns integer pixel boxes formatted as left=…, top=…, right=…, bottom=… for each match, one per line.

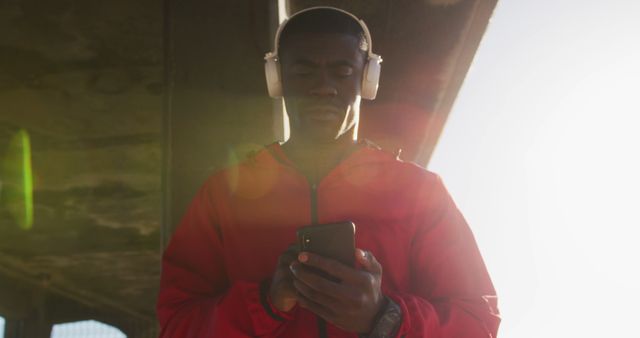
left=1, top=129, right=34, bottom=230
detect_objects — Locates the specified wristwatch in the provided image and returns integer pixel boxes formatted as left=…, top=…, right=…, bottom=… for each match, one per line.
left=362, top=296, right=402, bottom=338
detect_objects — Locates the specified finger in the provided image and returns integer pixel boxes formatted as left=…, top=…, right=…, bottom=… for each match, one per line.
left=298, top=252, right=361, bottom=284
left=296, top=293, right=336, bottom=323
left=279, top=252, right=296, bottom=264
left=290, top=263, right=351, bottom=299
left=292, top=278, right=341, bottom=310
left=355, top=249, right=382, bottom=275
left=277, top=244, right=299, bottom=266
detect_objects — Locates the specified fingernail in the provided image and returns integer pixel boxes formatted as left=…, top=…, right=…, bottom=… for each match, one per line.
left=298, top=252, right=308, bottom=263
left=359, top=249, right=367, bottom=259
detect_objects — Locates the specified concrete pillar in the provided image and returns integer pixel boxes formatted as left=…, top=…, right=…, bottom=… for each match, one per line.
left=163, top=0, right=278, bottom=242
left=4, top=318, right=51, bottom=338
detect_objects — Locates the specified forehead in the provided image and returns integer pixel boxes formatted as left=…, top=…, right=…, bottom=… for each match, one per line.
left=279, top=33, right=365, bottom=64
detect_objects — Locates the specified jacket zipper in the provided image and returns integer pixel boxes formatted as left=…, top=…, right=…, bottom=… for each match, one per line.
left=310, top=183, right=318, bottom=225
left=309, top=182, right=328, bottom=338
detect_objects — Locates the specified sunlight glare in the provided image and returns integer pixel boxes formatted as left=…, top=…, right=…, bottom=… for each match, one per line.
left=429, top=1, right=640, bottom=337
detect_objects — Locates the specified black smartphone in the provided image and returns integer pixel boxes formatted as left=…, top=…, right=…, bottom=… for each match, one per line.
left=296, top=221, right=356, bottom=268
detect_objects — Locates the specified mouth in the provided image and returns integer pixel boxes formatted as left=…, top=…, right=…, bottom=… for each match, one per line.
left=304, top=105, right=344, bottom=122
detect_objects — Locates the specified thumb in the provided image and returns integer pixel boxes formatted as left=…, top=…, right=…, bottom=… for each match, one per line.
left=356, top=249, right=382, bottom=274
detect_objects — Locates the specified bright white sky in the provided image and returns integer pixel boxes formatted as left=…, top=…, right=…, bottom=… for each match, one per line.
left=429, top=1, right=640, bottom=337
left=50, top=320, right=126, bottom=338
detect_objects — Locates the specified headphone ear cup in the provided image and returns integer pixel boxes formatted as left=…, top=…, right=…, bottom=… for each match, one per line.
left=264, top=54, right=282, bottom=98
left=361, top=54, right=381, bottom=100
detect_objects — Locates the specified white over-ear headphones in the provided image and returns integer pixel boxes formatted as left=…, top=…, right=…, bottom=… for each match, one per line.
left=264, top=6, right=382, bottom=100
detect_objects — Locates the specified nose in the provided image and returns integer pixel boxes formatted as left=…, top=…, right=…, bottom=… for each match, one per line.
left=309, top=71, right=337, bottom=97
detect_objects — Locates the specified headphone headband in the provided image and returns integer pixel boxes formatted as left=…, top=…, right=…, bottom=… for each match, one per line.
left=269, top=6, right=376, bottom=59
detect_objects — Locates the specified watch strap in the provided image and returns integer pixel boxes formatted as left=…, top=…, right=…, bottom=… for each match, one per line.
left=362, top=296, right=402, bottom=338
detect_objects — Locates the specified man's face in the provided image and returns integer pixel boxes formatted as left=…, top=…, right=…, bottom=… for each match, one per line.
left=280, top=33, right=366, bottom=144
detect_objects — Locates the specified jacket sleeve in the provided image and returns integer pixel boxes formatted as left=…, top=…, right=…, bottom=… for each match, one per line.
left=387, top=175, right=501, bottom=338
left=156, top=182, right=294, bottom=337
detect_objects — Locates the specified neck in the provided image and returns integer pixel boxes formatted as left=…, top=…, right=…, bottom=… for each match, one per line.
left=282, top=133, right=357, bottom=183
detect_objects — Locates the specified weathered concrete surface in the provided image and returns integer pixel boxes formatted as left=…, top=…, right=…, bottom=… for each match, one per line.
left=0, top=0, right=162, bottom=328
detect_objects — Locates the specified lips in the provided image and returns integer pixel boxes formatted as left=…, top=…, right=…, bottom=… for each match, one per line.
left=304, top=105, right=344, bottom=122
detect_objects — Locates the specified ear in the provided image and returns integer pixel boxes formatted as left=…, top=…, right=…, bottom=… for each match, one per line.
left=361, top=54, right=382, bottom=100
left=264, top=52, right=283, bottom=98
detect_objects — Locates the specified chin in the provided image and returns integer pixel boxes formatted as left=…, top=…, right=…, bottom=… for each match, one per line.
left=306, top=134, right=339, bottom=145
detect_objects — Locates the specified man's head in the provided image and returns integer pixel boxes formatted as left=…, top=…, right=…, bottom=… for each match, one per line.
left=278, top=8, right=369, bottom=55
left=264, top=7, right=381, bottom=144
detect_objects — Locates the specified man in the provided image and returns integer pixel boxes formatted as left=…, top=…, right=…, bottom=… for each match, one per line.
left=157, top=7, right=500, bottom=337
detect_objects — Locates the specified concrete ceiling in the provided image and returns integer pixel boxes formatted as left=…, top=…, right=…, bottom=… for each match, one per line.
left=0, top=0, right=162, bottom=331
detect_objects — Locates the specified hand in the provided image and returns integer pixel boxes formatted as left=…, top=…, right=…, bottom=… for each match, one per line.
left=269, top=245, right=299, bottom=312
left=289, top=248, right=385, bottom=334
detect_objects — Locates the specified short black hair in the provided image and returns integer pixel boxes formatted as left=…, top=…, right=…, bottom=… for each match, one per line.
left=278, top=8, right=369, bottom=53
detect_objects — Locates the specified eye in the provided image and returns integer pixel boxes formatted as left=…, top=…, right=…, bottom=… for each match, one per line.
left=334, top=65, right=354, bottom=77
left=291, top=64, right=313, bottom=77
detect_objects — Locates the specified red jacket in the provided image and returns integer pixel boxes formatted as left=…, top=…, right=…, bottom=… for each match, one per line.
left=157, top=142, right=500, bottom=337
